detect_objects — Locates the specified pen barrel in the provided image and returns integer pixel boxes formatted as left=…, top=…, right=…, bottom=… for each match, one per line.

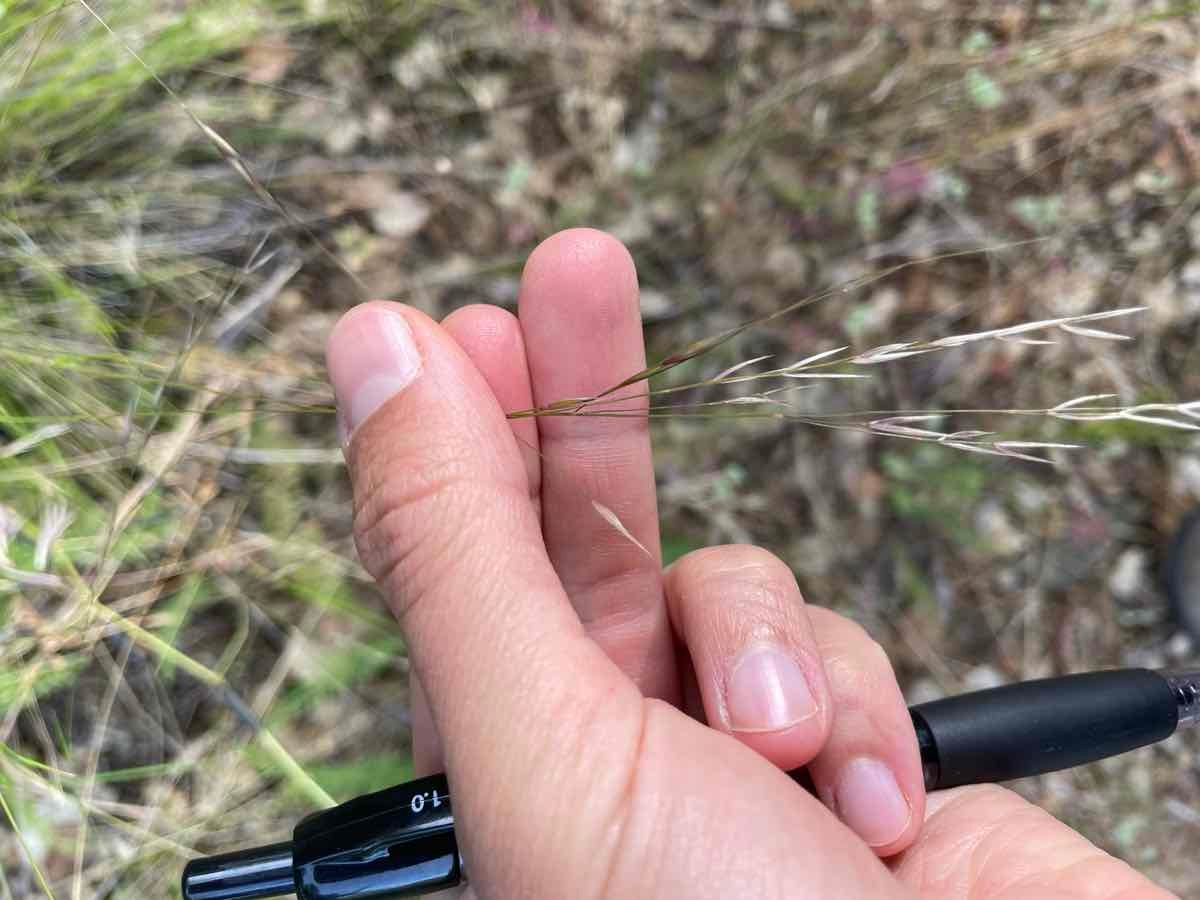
left=292, top=773, right=461, bottom=900
left=911, top=668, right=1179, bottom=790
left=182, top=841, right=295, bottom=900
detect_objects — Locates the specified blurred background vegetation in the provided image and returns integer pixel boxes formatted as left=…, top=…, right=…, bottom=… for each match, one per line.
left=3, top=0, right=1200, bottom=896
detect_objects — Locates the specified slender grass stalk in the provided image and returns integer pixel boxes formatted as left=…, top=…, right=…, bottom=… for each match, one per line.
left=87, top=604, right=335, bottom=809
left=0, top=780, right=56, bottom=900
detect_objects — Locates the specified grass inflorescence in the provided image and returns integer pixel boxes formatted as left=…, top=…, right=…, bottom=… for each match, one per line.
left=4, top=1, right=1200, bottom=895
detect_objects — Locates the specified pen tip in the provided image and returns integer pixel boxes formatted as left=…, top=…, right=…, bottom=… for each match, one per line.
left=1163, top=670, right=1200, bottom=726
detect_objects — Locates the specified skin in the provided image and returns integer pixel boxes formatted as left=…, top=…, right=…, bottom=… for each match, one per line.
left=326, top=228, right=1176, bottom=900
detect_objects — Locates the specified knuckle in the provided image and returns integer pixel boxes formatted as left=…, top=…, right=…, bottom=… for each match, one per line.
left=350, top=440, right=513, bottom=620
left=670, top=545, right=811, bottom=648
left=356, top=492, right=470, bottom=622
left=822, top=653, right=882, bottom=713
left=813, top=609, right=890, bottom=665
left=860, top=633, right=893, bottom=673
left=673, top=544, right=796, bottom=591
left=817, top=622, right=896, bottom=714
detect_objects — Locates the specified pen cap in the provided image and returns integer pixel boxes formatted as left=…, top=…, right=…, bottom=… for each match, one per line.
left=292, top=773, right=462, bottom=900
left=182, top=841, right=295, bottom=900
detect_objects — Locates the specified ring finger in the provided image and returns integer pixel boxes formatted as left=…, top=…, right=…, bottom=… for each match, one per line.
left=665, top=545, right=925, bottom=856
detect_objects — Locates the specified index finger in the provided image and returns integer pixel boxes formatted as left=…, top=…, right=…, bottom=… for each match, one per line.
left=328, top=302, right=645, bottom=892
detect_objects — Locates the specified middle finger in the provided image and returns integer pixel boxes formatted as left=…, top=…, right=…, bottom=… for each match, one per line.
left=518, top=228, right=678, bottom=703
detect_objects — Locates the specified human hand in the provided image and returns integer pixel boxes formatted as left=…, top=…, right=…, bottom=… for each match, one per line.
left=326, top=229, right=1174, bottom=899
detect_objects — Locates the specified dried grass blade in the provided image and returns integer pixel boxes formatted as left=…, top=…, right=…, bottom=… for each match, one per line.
left=1050, top=411, right=1124, bottom=421
left=0, top=780, right=56, bottom=900
left=871, top=415, right=945, bottom=426
left=930, top=307, right=1146, bottom=348
left=870, top=424, right=945, bottom=439
left=938, top=430, right=995, bottom=442
left=1058, top=324, right=1132, bottom=340
left=1051, top=393, right=1120, bottom=413
left=944, top=442, right=1056, bottom=464
left=0, top=424, right=69, bottom=459
left=714, top=355, right=773, bottom=380
left=75, top=0, right=368, bottom=298
left=994, top=441, right=1082, bottom=451
left=783, top=346, right=849, bottom=371
left=998, top=336, right=1057, bottom=345
left=781, top=372, right=870, bottom=380
left=724, top=395, right=787, bottom=405
left=1075, top=306, right=1148, bottom=321
left=852, top=343, right=935, bottom=364
left=599, top=324, right=751, bottom=395
left=1122, top=413, right=1200, bottom=431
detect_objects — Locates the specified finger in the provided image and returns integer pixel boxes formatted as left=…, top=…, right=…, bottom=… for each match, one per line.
left=664, top=548, right=925, bottom=856
left=663, top=545, right=833, bottom=770
left=805, top=607, right=926, bottom=857
left=518, top=228, right=677, bottom=701
left=407, top=674, right=461, bottom=900
left=327, top=301, right=643, bottom=893
left=408, top=673, right=442, bottom=776
left=607, top=705, right=916, bottom=899
left=406, top=304, right=539, bottom=778
left=892, top=785, right=1174, bottom=899
left=442, top=303, right=540, bottom=514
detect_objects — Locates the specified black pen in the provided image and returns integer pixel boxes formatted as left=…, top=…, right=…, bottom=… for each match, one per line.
left=181, top=667, right=1200, bottom=900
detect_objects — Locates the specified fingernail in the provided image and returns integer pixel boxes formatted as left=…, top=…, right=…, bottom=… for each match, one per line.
left=834, top=757, right=912, bottom=848
left=328, top=308, right=422, bottom=440
left=725, top=644, right=818, bottom=733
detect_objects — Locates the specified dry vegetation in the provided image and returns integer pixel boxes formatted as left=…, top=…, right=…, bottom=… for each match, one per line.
left=3, top=1, right=1200, bottom=896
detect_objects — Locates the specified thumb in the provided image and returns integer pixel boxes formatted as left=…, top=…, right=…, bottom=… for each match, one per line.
left=326, top=301, right=643, bottom=893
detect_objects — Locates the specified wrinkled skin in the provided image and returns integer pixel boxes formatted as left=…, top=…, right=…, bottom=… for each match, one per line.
left=326, top=228, right=1174, bottom=900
